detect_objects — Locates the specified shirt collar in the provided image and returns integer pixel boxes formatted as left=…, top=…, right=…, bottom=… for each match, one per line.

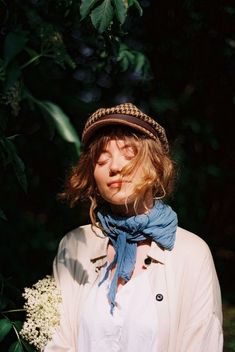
left=90, top=234, right=165, bottom=264
left=147, top=241, right=165, bottom=264
left=90, top=226, right=109, bottom=262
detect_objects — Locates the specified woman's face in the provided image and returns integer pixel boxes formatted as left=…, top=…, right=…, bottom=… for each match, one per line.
left=94, top=138, right=153, bottom=211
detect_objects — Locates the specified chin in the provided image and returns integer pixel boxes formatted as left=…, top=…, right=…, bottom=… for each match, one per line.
left=107, top=195, right=135, bottom=206
left=99, top=189, right=137, bottom=207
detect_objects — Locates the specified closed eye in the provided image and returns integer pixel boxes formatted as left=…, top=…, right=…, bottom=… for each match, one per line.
left=97, top=159, right=109, bottom=166
left=121, top=145, right=136, bottom=159
left=96, top=152, right=110, bottom=165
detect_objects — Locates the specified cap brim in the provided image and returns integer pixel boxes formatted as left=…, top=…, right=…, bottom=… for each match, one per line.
left=82, top=115, right=158, bottom=145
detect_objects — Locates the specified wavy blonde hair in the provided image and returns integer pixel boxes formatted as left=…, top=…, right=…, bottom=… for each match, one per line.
left=60, top=127, right=175, bottom=225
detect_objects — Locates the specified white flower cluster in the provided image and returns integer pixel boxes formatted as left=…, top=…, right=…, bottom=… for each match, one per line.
left=20, top=275, right=62, bottom=351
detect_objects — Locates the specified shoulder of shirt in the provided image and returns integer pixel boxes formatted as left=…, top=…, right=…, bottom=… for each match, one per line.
left=64, top=223, right=103, bottom=240
left=58, top=224, right=108, bottom=258
left=174, top=226, right=212, bottom=260
left=60, top=224, right=106, bottom=245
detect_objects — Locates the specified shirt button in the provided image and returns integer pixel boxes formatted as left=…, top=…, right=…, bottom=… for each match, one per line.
left=156, top=293, right=163, bottom=301
left=144, top=257, right=152, bottom=266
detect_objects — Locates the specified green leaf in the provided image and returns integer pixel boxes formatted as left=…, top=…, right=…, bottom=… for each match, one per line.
left=2, top=137, right=28, bottom=192
left=0, top=295, right=8, bottom=309
left=4, top=32, right=28, bottom=67
left=128, top=0, right=143, bottom=16
left=0, top=318, right=12, bottom=342
left=35, top=100, right=81, bottom=156
left=113, top=0, right=127, bottom=24
left=224, top=6, right=235, bottom=15
left=117, top=44, right=135, bottom=71
left=91, top=0, right=114, bottom=33
left=13, top=321, right=23, bottom=331
left=9, top=341, right=24, bottom=352
left=23, top=48, right=41, bottom=67
left=150, top=97, right=177, bottom=114
left=7, top=134, right=20, bottom=141
left=80, top=0, right=99, bottom=20
left=0, top=136, right=10, bottom=166
left=5, top=63, right=21, bottom=90
left=134, top=52, right=147, bottom=72
left=118, top=56, right=127, bottom=71
left=207, top=165, right=221, bottom=177
left=12, top=153, right=27, bottom=193
left=0, top=208, right=7, bottom=221
left=24, top=47, right=39, bottom=60
left=0, top=58, right=5, bottom=81
left=21, top=340, right=35, bottom=352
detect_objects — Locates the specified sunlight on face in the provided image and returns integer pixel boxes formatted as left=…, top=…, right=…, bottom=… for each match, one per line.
left=94, top=138, right=153, bottom=213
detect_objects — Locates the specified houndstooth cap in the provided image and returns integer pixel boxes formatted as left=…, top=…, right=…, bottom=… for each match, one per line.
left=82, top=103, right=169, bottom=153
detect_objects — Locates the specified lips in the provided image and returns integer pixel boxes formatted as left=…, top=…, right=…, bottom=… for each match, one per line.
left=108, top=181, right=123, bottom=188
left=107, top=180, right=130, bottom=188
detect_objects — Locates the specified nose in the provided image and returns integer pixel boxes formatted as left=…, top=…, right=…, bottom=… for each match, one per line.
left=109, top=156, right=123, bottom=175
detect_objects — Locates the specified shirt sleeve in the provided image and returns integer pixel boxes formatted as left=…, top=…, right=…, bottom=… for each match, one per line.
left=44, top=234, right=78, bottom=352
left=181, top=247, right=223, bottom=352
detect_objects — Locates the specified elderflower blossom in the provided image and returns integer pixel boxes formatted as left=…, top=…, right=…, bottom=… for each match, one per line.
left=20, top=275, right=62, bottom=351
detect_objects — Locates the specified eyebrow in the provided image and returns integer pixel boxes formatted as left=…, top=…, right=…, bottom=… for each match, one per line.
left=101, top=143, right=133, bottom=153
left=99, top=149, right=110, bottom=154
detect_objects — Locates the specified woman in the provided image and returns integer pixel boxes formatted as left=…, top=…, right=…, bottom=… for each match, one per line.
left=45, top=103, right=223, bottom=352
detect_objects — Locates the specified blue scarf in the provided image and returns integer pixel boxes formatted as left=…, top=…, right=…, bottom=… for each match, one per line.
left=97, top=200, right=178, bottom=313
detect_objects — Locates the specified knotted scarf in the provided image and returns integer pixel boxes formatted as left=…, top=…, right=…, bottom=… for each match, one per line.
left=97, top=200, right=178, bottom=313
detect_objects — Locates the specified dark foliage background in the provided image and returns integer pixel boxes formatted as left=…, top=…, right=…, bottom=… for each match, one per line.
left=0, top=0, right=234, bottom=350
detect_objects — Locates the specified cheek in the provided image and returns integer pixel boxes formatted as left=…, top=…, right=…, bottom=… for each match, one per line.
left=93, top=164, right=100, bottom=180
left=93, top=168, right=105, bottom=191
left=93, top=171, right=99, bottom=189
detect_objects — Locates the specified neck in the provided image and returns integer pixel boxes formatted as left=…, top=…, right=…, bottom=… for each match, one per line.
left=110, top=191, right=154, bottom=216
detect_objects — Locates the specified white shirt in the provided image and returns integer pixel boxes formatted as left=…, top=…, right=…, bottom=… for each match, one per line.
left=78, top=264, right=159, bottom=352
left=44, top=225, right=223, bottom=352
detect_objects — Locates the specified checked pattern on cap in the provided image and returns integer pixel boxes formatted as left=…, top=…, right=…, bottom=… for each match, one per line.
left=83, top=103, right=169, bottom=153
